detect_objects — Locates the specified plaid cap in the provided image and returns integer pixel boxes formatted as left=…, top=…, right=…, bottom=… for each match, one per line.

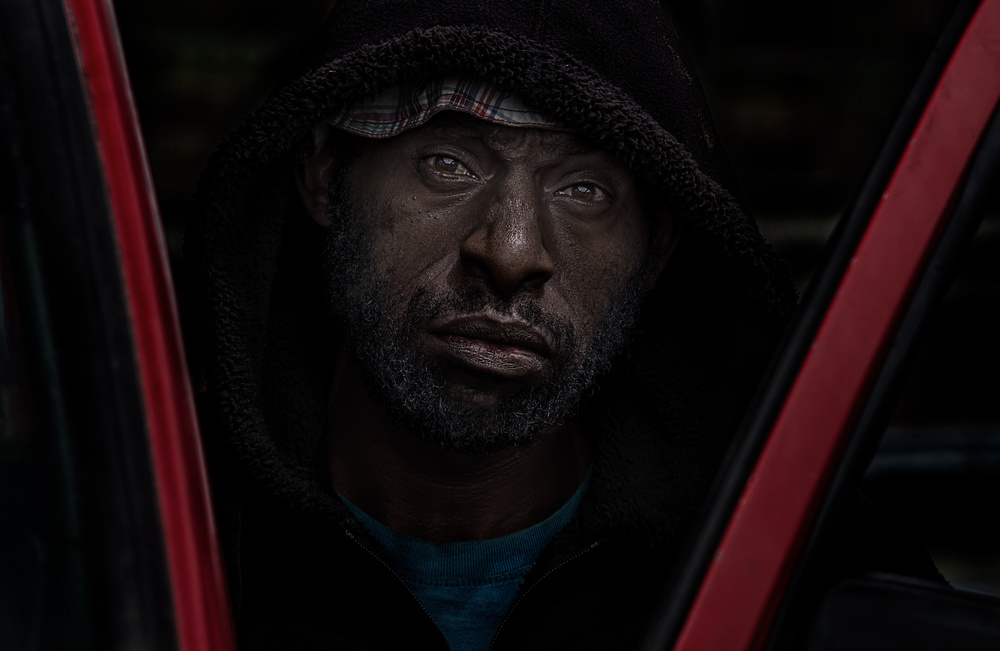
left=327, top=77, right=563, bottom=138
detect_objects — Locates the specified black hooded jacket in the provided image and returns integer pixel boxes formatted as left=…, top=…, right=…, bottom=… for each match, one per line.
left=185, top=1, right=811, bottom=648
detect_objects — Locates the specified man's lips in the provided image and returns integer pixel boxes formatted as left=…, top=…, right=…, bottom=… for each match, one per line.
left=423, top=316, right=554, bottom=380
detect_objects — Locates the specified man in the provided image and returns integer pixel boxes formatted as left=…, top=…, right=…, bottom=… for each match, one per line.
left=187, top=1, right=800, bottom=648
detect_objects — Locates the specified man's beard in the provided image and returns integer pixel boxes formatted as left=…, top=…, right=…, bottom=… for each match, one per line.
left=320, top=177, right=652, bottom=455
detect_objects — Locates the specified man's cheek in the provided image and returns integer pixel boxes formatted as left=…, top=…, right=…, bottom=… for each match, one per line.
left=559, top=260, right=628, bottom=317
left=372, top=252, right=450, bottom=319
left=375, top=225, right=456, bottom=276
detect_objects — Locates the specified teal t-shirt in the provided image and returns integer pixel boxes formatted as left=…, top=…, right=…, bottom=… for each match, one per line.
left=339, top=478, right=587, bottom=651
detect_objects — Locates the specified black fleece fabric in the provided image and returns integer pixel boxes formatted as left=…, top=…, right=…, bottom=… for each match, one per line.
left=182, top=1, right=868, bottom=649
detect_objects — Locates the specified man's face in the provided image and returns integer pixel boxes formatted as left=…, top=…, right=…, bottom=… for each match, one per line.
left=312, top=113, right=660, bottom=453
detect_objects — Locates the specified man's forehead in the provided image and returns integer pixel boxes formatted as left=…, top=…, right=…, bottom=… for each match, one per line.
left=409, top=112, right=607, bottom=161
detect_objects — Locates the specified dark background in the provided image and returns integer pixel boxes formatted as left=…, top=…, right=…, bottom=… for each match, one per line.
left=112, top=0, right=999, bottom=592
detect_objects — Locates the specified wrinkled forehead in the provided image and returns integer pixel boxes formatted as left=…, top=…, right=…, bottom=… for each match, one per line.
left=410, top=112, right=606, bottom=160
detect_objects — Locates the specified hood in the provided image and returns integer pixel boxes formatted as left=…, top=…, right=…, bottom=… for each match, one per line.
left=186, top=0, right=797, bottom=548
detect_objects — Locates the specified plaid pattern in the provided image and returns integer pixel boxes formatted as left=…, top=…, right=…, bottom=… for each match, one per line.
left=328, top=77, right=562, bottom=138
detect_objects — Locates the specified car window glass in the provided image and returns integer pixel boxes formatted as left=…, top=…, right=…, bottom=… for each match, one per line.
left=758, top=102, right=1000, bottom=651
left=0, top=122, right=90, bottom=651
left=1, top=1, right=179, bottom=646
left=865, top=175, right=1000, bottom=596
left=0, top=225, right=29, bottom=449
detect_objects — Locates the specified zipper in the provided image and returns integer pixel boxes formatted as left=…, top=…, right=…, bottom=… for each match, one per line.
left=487, top=538, right=605, bottom=651
left=343, top=528, right=452, bottom=650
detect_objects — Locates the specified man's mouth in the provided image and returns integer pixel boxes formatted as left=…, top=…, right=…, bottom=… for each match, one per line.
left=422, top=316, right=554, bottom=380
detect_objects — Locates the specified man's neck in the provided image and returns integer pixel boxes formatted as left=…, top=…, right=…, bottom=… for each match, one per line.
left=325, top=354, right=593, bottom=542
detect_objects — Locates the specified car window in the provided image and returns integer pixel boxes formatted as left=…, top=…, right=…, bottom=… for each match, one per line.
left=866, top=177, right=1000, bottom=596
left=0, top=35, right=91, bottom=651
left=761, top=148, right=1000, bottom=651
left=639, top=3, right=1000, bottom=648
left=763, top=56, right=1000, bottom=648
left=0, top=0, right=178, bottom=647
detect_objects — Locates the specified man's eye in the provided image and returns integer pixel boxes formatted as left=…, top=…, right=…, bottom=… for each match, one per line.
left=556, top=183, right=608, bottom=203
left=428, top=155, right=474, bottom=177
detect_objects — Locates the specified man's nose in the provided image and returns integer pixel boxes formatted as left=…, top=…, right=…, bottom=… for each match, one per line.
left=459, top=183, right=555, bottom=294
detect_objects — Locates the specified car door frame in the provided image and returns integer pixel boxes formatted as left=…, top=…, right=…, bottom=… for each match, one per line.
left=641, top=0, right=1000, bottom=648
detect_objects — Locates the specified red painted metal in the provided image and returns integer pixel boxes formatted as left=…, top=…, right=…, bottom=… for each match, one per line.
left=60, top=1, right=236, bottom=649
left=674, top=2, right=1000, bottom=650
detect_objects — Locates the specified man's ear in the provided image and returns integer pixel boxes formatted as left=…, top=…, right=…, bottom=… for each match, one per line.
left=296, top=139, right=338, bottom=227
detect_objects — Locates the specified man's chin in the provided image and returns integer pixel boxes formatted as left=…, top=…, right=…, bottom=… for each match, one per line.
left=372, top=373, right=571, bottom=455
left=443, top=385, right=510, bottom=410
left=436, top=367, right=549, bottom=408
